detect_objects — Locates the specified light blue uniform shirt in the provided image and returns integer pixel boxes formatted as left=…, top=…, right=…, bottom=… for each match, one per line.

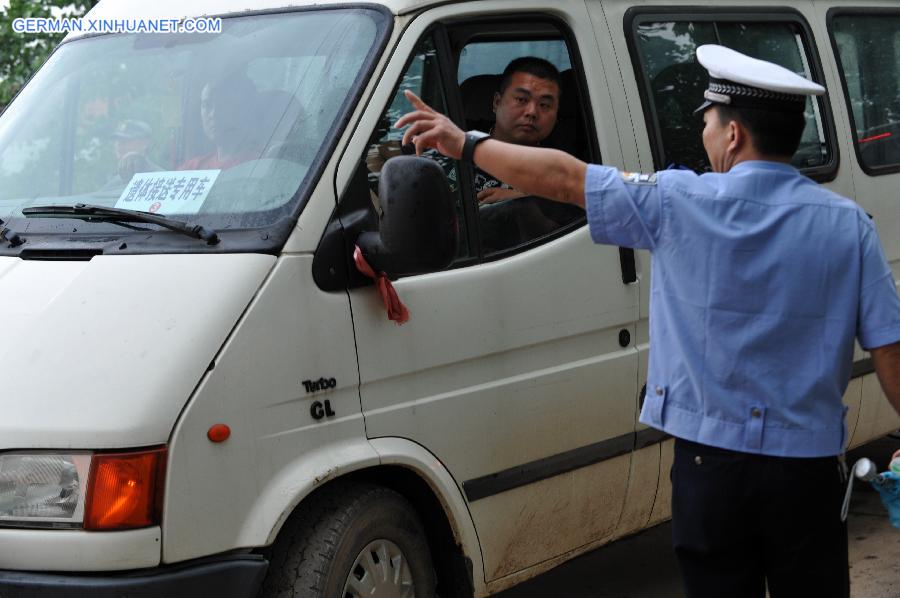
left=585, top=161, right=900, bottom=457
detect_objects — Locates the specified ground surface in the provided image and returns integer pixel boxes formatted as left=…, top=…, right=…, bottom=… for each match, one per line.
left=498, top=435, right=900, bottom=597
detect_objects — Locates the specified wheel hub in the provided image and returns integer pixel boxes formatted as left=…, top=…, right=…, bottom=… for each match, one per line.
left=343, top=538, right=416, bottom=598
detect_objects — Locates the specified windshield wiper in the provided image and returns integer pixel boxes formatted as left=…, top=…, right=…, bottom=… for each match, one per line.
left=0, top=218, right=24, bottom=248
left=22, top=203, right=219, bottom=245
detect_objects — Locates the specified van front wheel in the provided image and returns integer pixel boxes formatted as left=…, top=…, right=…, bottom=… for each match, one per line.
left=260, top=481, right=437, bottom=598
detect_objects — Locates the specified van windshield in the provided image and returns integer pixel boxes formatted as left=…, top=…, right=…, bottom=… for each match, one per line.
left=0, top=8, right=384, bottom=249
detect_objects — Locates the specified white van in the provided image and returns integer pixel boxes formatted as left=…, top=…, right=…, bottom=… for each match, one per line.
left=0, top=0, right=897, bottom=596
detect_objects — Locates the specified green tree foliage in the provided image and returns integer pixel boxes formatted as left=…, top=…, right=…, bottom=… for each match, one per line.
left=0, top=0, right=98, bottom=109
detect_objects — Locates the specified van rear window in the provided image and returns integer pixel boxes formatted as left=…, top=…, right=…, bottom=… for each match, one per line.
left=830, top=12, right=900, bottom=175
left=629, top=15, right=832, bottom=175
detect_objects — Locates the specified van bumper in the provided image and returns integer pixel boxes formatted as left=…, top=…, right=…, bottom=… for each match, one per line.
left=0, top=554, right=268, bottom=597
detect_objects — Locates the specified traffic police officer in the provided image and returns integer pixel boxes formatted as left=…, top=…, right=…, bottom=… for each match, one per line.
left=397, top=44, right=900, bottom=598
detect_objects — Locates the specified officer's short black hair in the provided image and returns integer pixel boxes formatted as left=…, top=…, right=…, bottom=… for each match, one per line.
left=498, top=57, right=562, bottom=96
left=715, top=104, right=807, bottom=158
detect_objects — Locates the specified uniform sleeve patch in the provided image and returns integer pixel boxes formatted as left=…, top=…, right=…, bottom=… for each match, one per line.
left=620, top=171, right=657, bottom=185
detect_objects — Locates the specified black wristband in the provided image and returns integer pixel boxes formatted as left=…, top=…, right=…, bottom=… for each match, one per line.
left=462, top=130, right=490, bottom=164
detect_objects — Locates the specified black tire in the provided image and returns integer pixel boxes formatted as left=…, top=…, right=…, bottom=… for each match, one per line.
left=260, top=481, right=437, bottom=598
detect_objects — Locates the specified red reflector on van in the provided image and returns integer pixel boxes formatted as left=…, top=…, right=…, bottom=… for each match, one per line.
left=207, top=423, right=231, bottom=443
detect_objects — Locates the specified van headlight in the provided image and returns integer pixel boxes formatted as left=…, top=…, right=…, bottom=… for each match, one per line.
left=0, top=453, right=91, bottom=528
left=0, top=447, right=165, bottom=530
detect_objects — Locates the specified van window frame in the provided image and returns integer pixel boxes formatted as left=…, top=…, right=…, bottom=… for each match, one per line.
left=356, top=13, right=603, bottom=270
left=624, top=6, right=839, bottom=183
left=436, top=24, right=482, bottom=264
left=826, top=7, right=900, bottom=177
left=355, top=23, right=481, bottom=268
left=444, top=14, right=600, bottom=264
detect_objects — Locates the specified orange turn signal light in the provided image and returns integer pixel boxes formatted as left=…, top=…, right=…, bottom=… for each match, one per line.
left=84, top=447, right=166, bottom=531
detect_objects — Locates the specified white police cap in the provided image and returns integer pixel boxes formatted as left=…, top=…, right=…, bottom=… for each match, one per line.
left=695, top=44, right=825, bottom=114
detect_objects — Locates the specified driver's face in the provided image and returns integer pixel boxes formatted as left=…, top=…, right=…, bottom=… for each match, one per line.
left=492, top=72, right=559, bottom=146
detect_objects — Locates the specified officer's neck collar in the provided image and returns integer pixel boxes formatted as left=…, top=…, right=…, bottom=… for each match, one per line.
left=728, top=159, right=796, bottom=174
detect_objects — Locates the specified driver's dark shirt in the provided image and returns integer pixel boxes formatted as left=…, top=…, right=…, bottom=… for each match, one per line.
left=473, top=167, right=513, bottom=194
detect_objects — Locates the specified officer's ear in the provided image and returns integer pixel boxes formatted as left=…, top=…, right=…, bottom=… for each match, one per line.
left=492, top=91, right=501, bottom=113
left=727, top=119, right=747, bottom=153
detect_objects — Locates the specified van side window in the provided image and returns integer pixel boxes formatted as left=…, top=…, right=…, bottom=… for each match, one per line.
left=365, top=22, right=597, bottom=267
left=458, top=41, right=572, bottom=82
left=631, top=17, right=831, bottom=174
left=456, top=35, right=587, bottom=256
left=831, top=13, right=900, bottom=174
left=365, top=35, right=472, bottom=259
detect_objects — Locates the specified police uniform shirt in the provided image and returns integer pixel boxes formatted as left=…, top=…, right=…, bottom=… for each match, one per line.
left=584, top=161, right=900, bottom=457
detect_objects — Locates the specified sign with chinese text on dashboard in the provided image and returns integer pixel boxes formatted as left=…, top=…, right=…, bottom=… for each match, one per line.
left=115, top=170, right=221, bottom=215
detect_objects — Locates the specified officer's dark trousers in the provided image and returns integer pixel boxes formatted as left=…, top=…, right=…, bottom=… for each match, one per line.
left=672, top=438, right=849, bottom=598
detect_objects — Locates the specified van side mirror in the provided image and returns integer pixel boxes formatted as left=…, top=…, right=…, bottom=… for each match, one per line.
left=356, top=156, right=457, bottom=278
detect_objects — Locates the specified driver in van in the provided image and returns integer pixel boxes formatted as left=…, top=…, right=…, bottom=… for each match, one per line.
left=475, top=56, right=562, bottom=204
left=397, top=44, right=900, bottom=598
left=473, top=57, right=584, bottom=249
left=179, top=73, right=261, bottom=171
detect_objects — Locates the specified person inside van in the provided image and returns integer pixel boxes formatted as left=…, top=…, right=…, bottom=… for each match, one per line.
left=103, top=119, right=162, bottom=188
left=179, top=73, right=261, bottom=171
left=471, top=56, right=585, bottom=250
left=474, top=56, right=562, bottom=204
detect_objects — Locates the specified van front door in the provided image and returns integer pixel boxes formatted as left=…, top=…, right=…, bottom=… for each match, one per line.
left=340, top=1, right=640, bottom=585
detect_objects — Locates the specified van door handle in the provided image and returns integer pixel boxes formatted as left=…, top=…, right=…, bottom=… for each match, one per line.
left=619, top=247, right=637, bottom=284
